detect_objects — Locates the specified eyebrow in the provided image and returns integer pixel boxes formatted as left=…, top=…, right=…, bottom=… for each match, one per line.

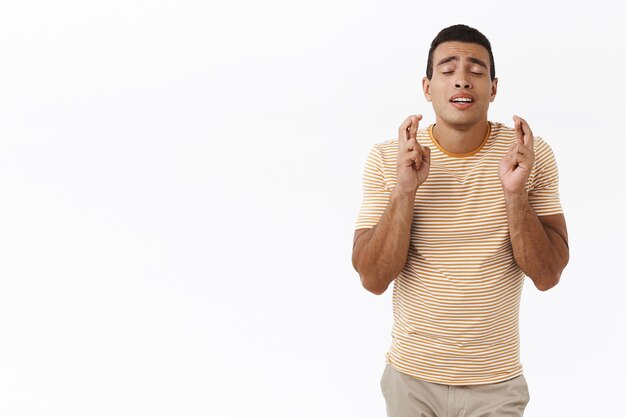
left=436, top=56, right=488, bottom=69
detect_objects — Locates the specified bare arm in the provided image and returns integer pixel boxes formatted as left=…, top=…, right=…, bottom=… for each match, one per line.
left=504, top=193, right=569, bottom=291
left=499, top=116, right=569, bottom=291
left=352, top=188, right=416, bottom=295
left=352, top=115, right=431, bottom=295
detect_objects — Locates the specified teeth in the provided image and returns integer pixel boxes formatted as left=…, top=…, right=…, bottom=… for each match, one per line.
left=452, top=98, right=472, bottom=102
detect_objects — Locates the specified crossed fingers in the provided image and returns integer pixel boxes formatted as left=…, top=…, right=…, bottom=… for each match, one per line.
left=398, top=114, right=425, bottom=167
left=509, top=115, right=535, bottom=168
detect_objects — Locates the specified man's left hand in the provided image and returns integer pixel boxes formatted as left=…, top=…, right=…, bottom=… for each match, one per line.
left=499, top=115, right=535, bottom=195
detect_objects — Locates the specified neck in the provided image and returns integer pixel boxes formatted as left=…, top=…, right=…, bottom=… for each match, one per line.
left=431, top=120, right=490, bottom=155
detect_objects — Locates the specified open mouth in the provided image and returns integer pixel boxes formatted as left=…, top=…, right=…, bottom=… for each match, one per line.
left=450, top=96, right=474, bottom=108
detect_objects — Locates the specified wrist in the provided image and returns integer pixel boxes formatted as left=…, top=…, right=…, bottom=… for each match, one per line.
left=503, top=189, right=529, bottom=205
left=392, top=185, right=418, bottom=201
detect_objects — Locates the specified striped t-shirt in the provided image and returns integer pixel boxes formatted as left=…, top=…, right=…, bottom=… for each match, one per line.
left=355, top=121, right=563, bottom=385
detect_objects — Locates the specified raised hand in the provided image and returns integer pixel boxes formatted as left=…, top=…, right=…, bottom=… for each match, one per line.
left=499, top=115, right=535, bottom=195
left=396, top=115, right=431, bottom=194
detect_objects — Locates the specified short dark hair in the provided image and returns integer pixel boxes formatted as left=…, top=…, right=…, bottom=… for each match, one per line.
left=426, top=24, right=495, bottom=80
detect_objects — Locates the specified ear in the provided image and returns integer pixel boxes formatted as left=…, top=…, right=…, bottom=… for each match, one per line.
left=422, top=77, right=432, bottom=102
left=490, top=77, right=498, bottom=102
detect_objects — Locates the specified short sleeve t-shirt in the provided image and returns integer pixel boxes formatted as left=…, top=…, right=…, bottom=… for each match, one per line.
left=355, top=121, right=562, bottom=385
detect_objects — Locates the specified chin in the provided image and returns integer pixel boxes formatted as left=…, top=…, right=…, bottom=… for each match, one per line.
left=442, top=114, right=482, bottom=129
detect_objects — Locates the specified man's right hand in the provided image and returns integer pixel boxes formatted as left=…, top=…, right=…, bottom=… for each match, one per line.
left=396, top=115, right=431, bottom=194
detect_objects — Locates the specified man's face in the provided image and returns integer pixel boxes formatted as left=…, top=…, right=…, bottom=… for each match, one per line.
left=423, top=41, right=498, bottom=129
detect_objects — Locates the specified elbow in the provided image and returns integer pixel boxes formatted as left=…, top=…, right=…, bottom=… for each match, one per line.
left=534, top=269, right=563, bottom=292
left=352, top=248, right=396, bottom=295
left=537, top=253, right=569, bottom=291
left=523, top=249, right=569, bottom=292
left=360, top=274, right=390, bottom=295
left=354, top=260, right=391, bottom=295
left=352, top=253, right=388, bottom=295
left=535, top=276, right=559, bottom=291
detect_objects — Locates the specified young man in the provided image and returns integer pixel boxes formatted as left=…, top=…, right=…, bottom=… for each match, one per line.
left=352, top=24, right=569, bottom=417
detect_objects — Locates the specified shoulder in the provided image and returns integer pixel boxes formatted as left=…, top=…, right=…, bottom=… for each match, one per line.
left=489, top=121, right=552, bottom=147
left=533, top=136, right=559, bottom=173
left=372, top=126, right=431, bottom=149
left=368, top=126, right=430, bottom=160
left=373, top=138, right=397, bottom=154
left=488, top=122, right=554, bottom=156
left=533, top=136, right=553, bottom=154
left=485, top=122, right=518, bottom=152
left=489, top=121, right=516, bottom=138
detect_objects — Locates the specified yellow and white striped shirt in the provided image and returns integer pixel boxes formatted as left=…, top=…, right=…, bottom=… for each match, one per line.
left=355, top=122, right=562, bottom=385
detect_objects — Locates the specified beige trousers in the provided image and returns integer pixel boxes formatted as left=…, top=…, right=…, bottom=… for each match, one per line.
left=381, top=364, right=530, bottom=417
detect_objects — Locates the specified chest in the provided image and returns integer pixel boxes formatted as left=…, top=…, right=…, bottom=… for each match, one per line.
left=410, top=158, right=509, bottom=245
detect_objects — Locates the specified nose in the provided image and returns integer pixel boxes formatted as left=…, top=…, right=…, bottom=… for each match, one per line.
left=455, top=71, right=471, bottom=89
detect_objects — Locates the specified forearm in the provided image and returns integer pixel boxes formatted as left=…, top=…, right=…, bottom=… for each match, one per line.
left=352, top=188, right=416, bottom=294
left=504, top=191, right=569, bottom=290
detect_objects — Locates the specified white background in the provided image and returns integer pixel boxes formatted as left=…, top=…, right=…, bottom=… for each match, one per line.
left=0, top=1, right=624, bottom=416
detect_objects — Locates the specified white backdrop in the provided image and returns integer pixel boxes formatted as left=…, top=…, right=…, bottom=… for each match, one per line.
left=0, top=1, right=624, bottom=416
